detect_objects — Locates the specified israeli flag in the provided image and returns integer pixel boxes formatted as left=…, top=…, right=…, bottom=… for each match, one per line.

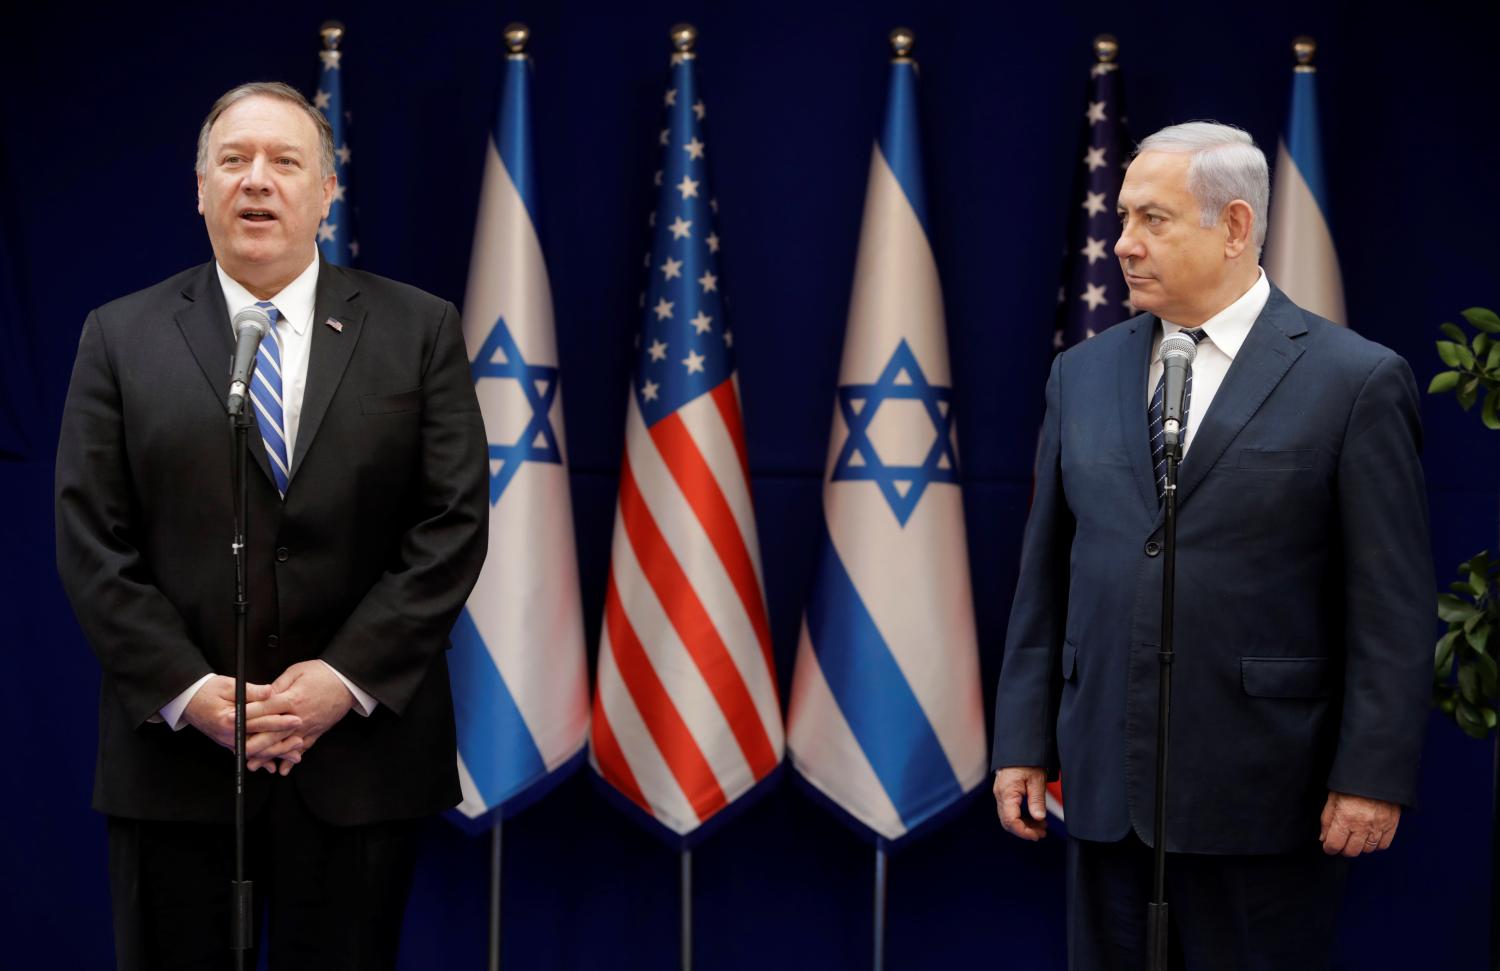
left=1264, top=55, right=1347, bottom=325
left=786, top=53, right=987, bottom=842
left=450, top=47, right=589, bottom=825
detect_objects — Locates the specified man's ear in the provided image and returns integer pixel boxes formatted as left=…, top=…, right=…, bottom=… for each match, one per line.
left=321, top=174, right=336, bottom=219
left=1222, top=199, right=1255, bottom=259
left=196, top=172, right=205, bottom=216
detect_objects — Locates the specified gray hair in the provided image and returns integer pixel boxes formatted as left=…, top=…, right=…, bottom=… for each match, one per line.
left=195, top=81, right=335, bottom=179
left=1137, top=121, right=1269, bottom=250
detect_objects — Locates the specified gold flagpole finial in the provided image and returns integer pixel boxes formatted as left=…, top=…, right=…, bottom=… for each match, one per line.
left=889, top=27, right=915, bottom=61
left=503, top=23, right=530, bottom=56
left=1094, top=34, right=1119, bottom=64
left=670, top=23, right=697, bottom=56
left=1292, top=35, right=1317, bottom=73
left=320, top=20, right=345, bottom=52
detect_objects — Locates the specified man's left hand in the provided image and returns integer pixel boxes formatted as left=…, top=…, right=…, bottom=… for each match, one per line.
left=244, top=661, right=355, bottom=775
left=1319, top=790, right=1401, bottom=857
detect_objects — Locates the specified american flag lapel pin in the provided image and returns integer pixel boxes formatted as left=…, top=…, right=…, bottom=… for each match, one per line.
left=325, top=316, right=344, bottom=333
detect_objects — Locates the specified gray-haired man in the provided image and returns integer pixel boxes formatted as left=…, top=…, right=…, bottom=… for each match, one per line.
left=57, top=81, right=489, bottom=969
left=990, top=122, right=1433, bottom=969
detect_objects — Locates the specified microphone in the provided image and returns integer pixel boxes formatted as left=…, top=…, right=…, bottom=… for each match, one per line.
left=1158, top=331, right=1200, bottom=450
left=226, top=306, right=272, bottom=417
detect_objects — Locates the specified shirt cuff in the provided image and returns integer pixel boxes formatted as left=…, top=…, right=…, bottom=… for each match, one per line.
left=159, top=673, right=216, bottom=730
left=319, top=660, right=377, bottom=716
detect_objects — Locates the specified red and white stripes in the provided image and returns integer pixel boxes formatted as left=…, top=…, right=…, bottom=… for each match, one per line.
left=591, top=381, right=783, bottom=834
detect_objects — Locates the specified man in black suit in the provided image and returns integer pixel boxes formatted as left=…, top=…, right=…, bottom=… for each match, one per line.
left=990, top=122, right=1433, bottom=969
left=56, top=81, right=488, bottom=969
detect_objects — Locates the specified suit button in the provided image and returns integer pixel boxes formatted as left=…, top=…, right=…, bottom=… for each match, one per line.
left=1144, top=541, right=1161, bottom=557
left=275, top=547, right=290, bottom=562
left=267, top=634, right=279, bottom=649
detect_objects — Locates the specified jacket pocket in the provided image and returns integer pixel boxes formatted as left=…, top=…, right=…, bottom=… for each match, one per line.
left=1061, top=640, right=1078, bottom=681
left=1240, top=656, right=1331, bottom=698
left=1236, top=448, right=1315, bottom=471
left=360, top=387, right=422, bottom=415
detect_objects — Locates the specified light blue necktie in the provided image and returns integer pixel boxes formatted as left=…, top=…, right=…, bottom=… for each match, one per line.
left=1149, top=328, right=1207, bottom=501
left=249, top=301, right=290, bottom=497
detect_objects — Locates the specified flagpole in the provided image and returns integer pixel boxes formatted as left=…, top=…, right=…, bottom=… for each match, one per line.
left=680, top=847, right=693, bottom=971
left=872, top=844, right=888, bottom=971
left=489, top=820, right=503, bottom=971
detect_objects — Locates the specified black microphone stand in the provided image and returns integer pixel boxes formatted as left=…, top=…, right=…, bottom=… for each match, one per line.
left=1147, top=431, right=1183, bottom=971
left=228, top=402, right=254, bottom=968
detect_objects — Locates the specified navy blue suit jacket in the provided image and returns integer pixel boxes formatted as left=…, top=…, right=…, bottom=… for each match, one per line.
left=990, top=284, right=1435, bottom=854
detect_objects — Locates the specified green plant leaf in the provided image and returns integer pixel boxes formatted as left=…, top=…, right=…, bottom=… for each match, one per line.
left=1466, top=608, right=1487, bottom=634
left=1488, top=342, right=1500, bottom=371
left=1483, top=390, right=1500, bottom=430
left=1470, top=569, right=1490, bottom=598
left=1484, top=706, right=1498, bottom=730
left=1457, top=344, right=1477, bottom=369
left=1477, top=651, right=1499, bottom=696
left=1437, top=341, right=1464, bottom=368
left=1453, top=581, right=1475, bottom=595
left=1468, top=623, right=1492, bottom=656
left=1458, top=380, right=1479, bottom=410
left=1441, top=322, right=1469, bottom=343
left=1476, top=334, right=1492, bottom=357
left=1459, top=664, right=1481, bottom=703
left=1436, top=629, right=1460, bottom=676
left=1438, top=594, right=1478, bottom=623
left=1429, top=371, right=1461, bottom=394
left=1456, top=699, right=1486, bottom=737
left=1462, top=307, right=1500, bottom=333
left=1438, top=693, right=1457, bottom=715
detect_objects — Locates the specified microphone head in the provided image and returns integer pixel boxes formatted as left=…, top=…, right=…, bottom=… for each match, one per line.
left=232, top=305, right=271, bottom=339
left=1159, top=330, right=1200, bottom=365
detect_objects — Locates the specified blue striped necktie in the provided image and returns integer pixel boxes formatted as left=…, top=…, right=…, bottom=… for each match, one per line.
left=1149, top=328, right=1207, bottom=501
left=249, top=301, right=291, bottom=497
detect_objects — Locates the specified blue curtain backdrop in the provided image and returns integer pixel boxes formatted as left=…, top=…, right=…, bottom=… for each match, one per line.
left=2, top=3, right=1496, bottom=968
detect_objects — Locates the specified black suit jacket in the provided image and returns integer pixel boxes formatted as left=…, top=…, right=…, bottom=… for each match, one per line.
left=56, top=259, right=489, bottom=826
left=990, top=284, right=1435, bottom=854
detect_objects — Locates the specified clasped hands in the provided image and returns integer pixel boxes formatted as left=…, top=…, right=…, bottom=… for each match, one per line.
left=181, top=661, right=356, bottom=776
left=993, top=766, right=1401, bottom=857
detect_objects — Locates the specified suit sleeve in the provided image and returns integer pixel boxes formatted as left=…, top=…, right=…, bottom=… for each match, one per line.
left=318, top=300, right=489, bottom=714
left=55, top=310, right=215, bottom=726
left=1326, top=352, right=1435, bottom=806
left=990, top=352, right=1074, bottom=775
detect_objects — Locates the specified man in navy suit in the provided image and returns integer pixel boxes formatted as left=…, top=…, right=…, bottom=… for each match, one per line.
left=990, top=122, right=1433, bottom=969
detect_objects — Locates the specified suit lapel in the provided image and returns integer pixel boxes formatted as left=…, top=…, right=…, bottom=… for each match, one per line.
left=1116, top=314, right=1162, bottom=518
left=291, top=261, right=365, bottom=477
left=173, top=263, right=276, bottom=488
left=1168, top=286, right=1308, bottom=516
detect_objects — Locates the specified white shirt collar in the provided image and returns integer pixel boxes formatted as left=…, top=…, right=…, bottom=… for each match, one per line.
left=214, top=255, right=321, bottom=337
left=1161, top=267, right=1269, bottom=361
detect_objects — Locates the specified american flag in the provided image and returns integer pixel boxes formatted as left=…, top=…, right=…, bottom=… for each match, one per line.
left=1044, top=37, right=1134, bottom=824
left=589, top=41, right=783, bottom=836
left=313, top=21, right=357, bottom=265
left=1054, top=36, right=1133, bottom=350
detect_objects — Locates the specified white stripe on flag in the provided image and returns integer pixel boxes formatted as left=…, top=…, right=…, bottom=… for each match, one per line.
left=623, top=396, right=781, bottom=737
left=607, top=505, right=756, bottom=800
left=594, top=628, right=700, bottom=832
left=786, top=624, right=906, bottom=837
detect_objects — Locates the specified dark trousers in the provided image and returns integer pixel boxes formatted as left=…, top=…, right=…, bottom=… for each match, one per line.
left=1067, top=834, right=1348, bottom=971
left=108, top=777, right=420, bottom=971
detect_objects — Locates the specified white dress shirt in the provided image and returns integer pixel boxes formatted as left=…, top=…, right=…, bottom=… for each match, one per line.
left=158, top=256, right=375, bottom=729
left=1145, top=268, right=1270, bottom=455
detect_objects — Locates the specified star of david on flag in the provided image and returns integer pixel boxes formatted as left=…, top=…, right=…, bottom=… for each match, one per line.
left=449, top=43, right=588, bottom=828
left=470, top=317, right=562, bottom=505
left=590, top=40, right=783, bottom=840
left=831, top=338, right=958, bottom=527
left=786, top=46, right=986, bottom=844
